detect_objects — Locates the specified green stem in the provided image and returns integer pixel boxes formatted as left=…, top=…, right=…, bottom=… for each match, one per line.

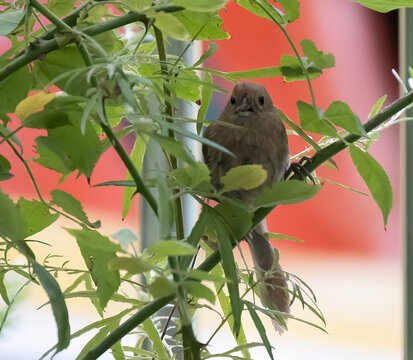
left=252, top=0, right=317, bottom=108
left=98, top=99, right=158, bottom=215
left=0, top=6, right=184, bottom=83
left=153, top=26, right=185, bottom=241
left=29, top=0, right=73, bottom=31
left=82, top=295, right=174, bottom=360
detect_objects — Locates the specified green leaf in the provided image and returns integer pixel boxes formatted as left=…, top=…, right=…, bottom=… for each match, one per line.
left=0, top=64, right=29, bottom=113
left=350, top=0, right=413, bottom=12
left=0, top=10, right=25, bottom=36
left=210, top=208, right=242, bottom=336
left=66, top=228, right=121, bottom=309
left=50, top=190, right=99, bottom=228
left=94, top=180, right=135, bottom=187
left=197, top=73, right=214, bottom=134
left=245, top=301, right=274, bottom=360
left=214, top=200, right=252, bottom=240
left=153, top=134, right=196, bottom=165
left=255, top=180, right=322, bottom=208
left=142, top=318, right=168, bottom=360
left=33, top=104, right=101, bottom=179
left=237, top=0, right=285, bottom=24
left=280, top=55, right=322, bottom=82
left=324, top=101, right=366, bottom=136
left=157, top=174, right=173, bottom=240
left=207, top=247, right=250, bottom=358
left=297, top=100, right=337, bottom=136
left=0, top=189, right=26, bottom=240
left=111, top=228, right=138, bottom=250
left=37, top=46, right=89, bottom=96
left=348, top=144, right=393, bottom=226
left=368, top=95, right=387, bottom=119
left=174, top=10, right=230, bottom=40
left=153, top=11, right=190, bottom=41
left=265, top=232, right=304, bottom=243
left=185, top=269, right=226, bottom=283
left=148, top=277, right=176, bottom=298
left=173, top=69, right=201, bottom=102
left=33, top=262, right=70, bottom=353
left=220, top=164, right=267, bottom=192
left=23, top=108, right=71, bottom=129
left=277, top=0, right=300, bottom=22
left=0, top=270, right=10, bottom=305
left=170, top=162, right=211, bottom=189
left=229, top=66, right=282, bottom=80
left=193, top=42, right=219, bottom=68
left=122, top=135, right=147, bottom=219
left=151, top=240, right=197, bottom=257
left=17, top=198, right=59, bottom=238
left=47, top=0, right=75, bottom=16
left=108, top=257, right=152, bottom=274
left=0, top=154, right=13, bottom=181
left=300, top=39, right=335, bottom=69
left=172, top=0, right=229, bottom=11
left=183, top=280, right=216, bottom=304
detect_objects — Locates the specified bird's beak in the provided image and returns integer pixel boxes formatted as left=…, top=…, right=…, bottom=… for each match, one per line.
left=237, top=95, right=253, bottom=113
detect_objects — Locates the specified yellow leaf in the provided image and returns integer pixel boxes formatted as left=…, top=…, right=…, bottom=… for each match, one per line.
left=15, top=92, right=55, bottom=120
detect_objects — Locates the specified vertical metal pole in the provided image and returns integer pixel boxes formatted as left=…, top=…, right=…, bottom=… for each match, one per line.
left=401, top=8, right=413, bottom=360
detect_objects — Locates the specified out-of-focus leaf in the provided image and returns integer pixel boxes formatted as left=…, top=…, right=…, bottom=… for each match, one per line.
left=280, top=55, right=322, bottom=82
left=148, top=277, right=176, bottom=298
left=111, top=228, right=138, bottom=250
left=220, top=165, right=267, bottom=192
left=151, top=240, right=197, bottom=257
left=0, top=189, right=26, bottom=240
left=349, top=144, right=393, bottom=226
left=183, top=280, right=216, bottom=304
left=0, top=154, right=13, bottom=181
left=172, top=0, right=228, bottom=11
left=153, top=11, right=190, bottom=41
left=47, top=0, right=75, bottom=16
left=17, top=198, right=59, bottom=238
left=15, top=92, right=55, bottom=120
left=170, top=162, right=211, bottom=189
left=66, top=228, right=121, bottom=309
left=0, top=10, right=25, bottom=36
left=153, top=134, right=196, bottom=165
left=142, top=318, right=168, bottom=360
left=237, top=0, right=285, bottom=24
left=173, top=69, right=201, bottom=102
left=33, top=262, right=70, bottom=353
left=255, top=180, right=322, bottom=208
left=23, top=109, right=71, bottom=129
left=351, top=0, right=413, bottom=12
left=214, top=200, right=252, bottom=241
left=108, top=257, right=151, bottom=274
left=0, top=64, right=29, bottom=113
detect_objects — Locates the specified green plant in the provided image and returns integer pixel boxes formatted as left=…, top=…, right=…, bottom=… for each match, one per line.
left=0, top=0, right=410, bottom=359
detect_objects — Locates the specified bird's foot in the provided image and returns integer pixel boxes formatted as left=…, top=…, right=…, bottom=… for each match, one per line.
left=284, top=156, right=315, bottom=183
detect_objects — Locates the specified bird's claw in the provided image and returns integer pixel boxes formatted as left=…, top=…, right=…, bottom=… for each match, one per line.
left=284, top=156, right=315, bottom=184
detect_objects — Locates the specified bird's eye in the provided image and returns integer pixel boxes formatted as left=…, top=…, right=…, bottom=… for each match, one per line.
left=230, top=96, right=236, bottom=105
left=258, top=96, right=265, bottom=106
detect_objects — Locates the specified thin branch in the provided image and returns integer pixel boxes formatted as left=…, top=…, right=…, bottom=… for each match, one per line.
left=0, top=6, right=184, bottom=83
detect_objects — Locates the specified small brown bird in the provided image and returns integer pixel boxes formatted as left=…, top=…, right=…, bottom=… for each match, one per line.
left=203, top=81, right=291, bottom=333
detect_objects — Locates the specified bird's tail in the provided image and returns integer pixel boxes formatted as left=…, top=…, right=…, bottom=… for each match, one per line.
left=246, top=221, right=290, bottom=334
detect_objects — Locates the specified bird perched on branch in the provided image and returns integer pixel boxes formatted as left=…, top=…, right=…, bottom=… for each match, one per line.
left=202, top=81, right=291, bottom=333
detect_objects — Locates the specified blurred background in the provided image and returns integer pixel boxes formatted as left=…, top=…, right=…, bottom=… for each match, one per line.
left=0, top=0, right=404, bottom=359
